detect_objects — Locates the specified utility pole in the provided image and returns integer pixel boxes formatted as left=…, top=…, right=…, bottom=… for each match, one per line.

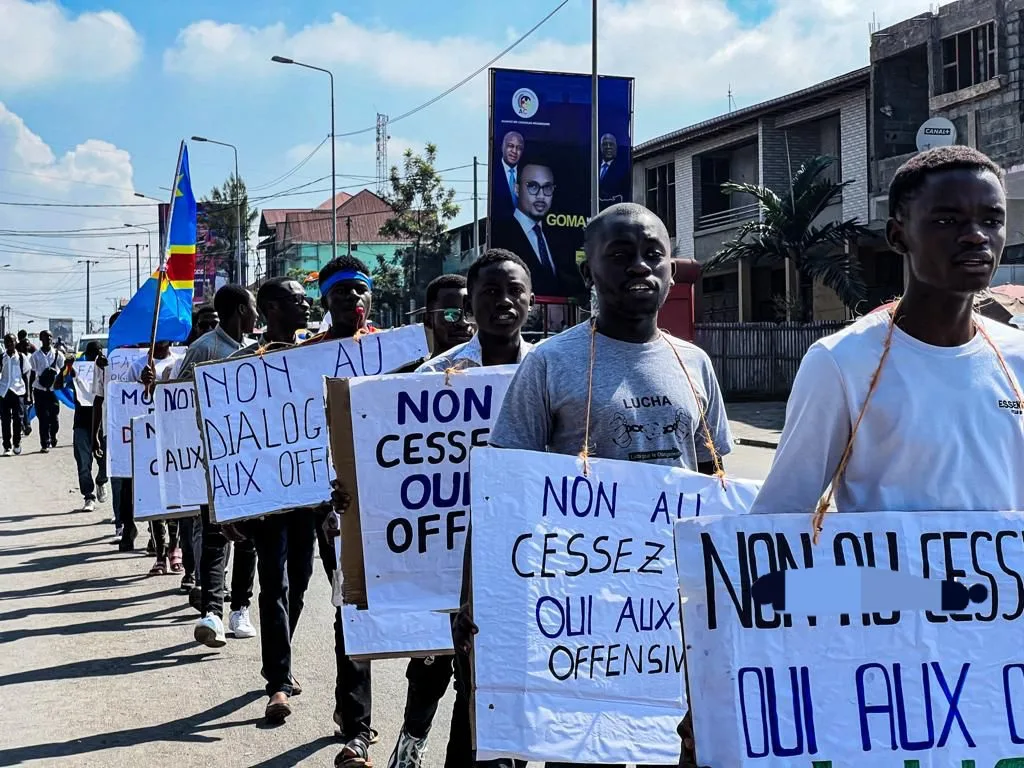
left=77, top=259, right=99, bottom=331
left=473, top=156, right=480, bottom=259
left=0, top=305, right=7, bottom=337
left=134, top=244, right=141, bottom=291
left=346, top=217, right=352, bottom=257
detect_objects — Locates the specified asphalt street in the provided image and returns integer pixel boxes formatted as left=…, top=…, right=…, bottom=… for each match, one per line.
left=0, top=411, right=775, bottom=767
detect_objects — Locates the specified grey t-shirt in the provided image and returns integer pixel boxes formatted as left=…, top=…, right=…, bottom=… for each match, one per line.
left=490, top=321, right=732, bottom=468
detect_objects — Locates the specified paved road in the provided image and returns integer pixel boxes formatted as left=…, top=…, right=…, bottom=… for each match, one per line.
left=0, top=412, right=774, bottom=767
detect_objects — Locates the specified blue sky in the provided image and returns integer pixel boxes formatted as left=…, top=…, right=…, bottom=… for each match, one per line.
left=0, top=0, right=929, bottom=326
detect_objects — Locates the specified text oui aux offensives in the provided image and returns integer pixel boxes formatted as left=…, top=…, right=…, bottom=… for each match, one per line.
left=701, top=529, right=1024, bottom=630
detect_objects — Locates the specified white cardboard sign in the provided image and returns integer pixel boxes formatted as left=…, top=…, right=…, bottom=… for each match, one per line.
left=350, top=366, right=515, bottom=615
left=153, top=380, right=207, bottom=510
left=72, top=361, right=96, bottom=405
left=470, top=447, right=760, bottom=764
left=106, top=382, right=153, bottom=478
left=194, top=325, right=428, bottom=522
left=675, top=510, right=1024, bottom=767
left=131, top=414, right=162, bottom=520
left=106, top=348, right=149, bottom=383
left=334, top=538, right=454, bottom=659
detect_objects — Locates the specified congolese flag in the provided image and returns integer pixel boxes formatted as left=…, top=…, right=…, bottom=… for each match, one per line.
left=108, top=142, right=197, bottom=351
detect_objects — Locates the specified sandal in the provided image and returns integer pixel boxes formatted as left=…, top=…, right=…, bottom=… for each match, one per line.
left=148, top=558, right=168, bottom=576
left=334, top=733, right=372, bottom=767
left=169, top=548, right=184, bottom=574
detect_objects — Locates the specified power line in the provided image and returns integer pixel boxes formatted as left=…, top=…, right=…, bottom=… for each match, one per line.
left=335, top=0, right=570, bottom=138
left=249, top=137, right=330, bottom=192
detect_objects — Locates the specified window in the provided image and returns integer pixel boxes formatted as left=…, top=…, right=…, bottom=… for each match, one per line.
left=941, top=22, right=997, bottom=94
left=645, top=163, right=676, bottom=237
left=699, top=156, right=732, bottom=217
left=817, top=115, right=842, bottom=184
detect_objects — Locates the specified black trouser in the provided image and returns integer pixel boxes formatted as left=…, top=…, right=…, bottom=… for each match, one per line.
left=314, top=512, right=372, bottom=738
left=0, top=391, right=22, bottom=450
left=450, top=649, right=525, bottom=768
left=199, top=505, right=257, bottom=617
left=73, top=425, right=106, bottom=499
left=252, top=509, right=316, bottom=697
left=403, top=655, right=455, bottom=740
left=179, top=515, right=202, bottom=580
left=33, top=389, right=58, bottom=448
left=117, top=478, right=136, bottom=543
left=151, top=519, right=179, bottom=560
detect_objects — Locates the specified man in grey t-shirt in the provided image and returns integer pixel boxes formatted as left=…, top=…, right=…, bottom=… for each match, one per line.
left=480, top=203, right=726, bottom=768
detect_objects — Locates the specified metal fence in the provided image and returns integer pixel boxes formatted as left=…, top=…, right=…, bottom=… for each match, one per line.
left=695, top=321, right=848, bottom=399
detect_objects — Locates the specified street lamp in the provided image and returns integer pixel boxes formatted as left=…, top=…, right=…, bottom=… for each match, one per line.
left=191, top=135, right=244, bottom=285
left=108, top=246, right=133, bottom=288
left=271, top=54, right=337, bottom=267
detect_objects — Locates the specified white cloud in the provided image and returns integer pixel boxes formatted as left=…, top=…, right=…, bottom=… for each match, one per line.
left=0, top=102, right=141, bottom=330
left=162, top=0, right=934, bottom=111
left=0, top=0, right=141, bottom=90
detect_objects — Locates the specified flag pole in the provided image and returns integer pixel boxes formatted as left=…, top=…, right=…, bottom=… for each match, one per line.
left=145, top=140, right=185, bottom=392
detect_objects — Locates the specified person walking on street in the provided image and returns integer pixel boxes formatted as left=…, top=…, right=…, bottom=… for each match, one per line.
left=178, top=285, right=260, bottom=650
left=29, top=330, right=64, bottom=453
left=0, top=333, right=30, bottom=457
left=69, top=341, right=106, bottom=512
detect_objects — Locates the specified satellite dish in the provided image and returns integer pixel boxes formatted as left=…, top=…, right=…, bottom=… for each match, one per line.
left=916, top=117, right=957, bottom=151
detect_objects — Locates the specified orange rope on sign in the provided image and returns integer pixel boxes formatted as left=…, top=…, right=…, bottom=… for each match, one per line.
left=661, top=331, right=727, bottom=489
left=577, top=320, right=598, bottom=476
left=810, top=304, right=1023, bottom=545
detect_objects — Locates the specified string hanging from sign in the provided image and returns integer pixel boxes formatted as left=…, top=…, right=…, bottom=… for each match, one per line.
left=575, top=319, right=727, bottom=481
left=811, top=299, right=1024, bottom=544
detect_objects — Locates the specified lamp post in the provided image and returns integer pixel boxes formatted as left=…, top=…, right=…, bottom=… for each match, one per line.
left=191, top=136, right=244, bottom=285
left=271, top=55, right=337, bottom=267
left=134, top=192, right=165, bottom=270
left=108, top=246, right=132, bottom=288
left=76, top=259, right=99, bottom=332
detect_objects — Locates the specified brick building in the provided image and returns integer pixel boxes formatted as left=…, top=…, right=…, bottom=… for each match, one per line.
left=871, top=0, right=1024, bottom=281
left=633, top=70, right=886, bottom=322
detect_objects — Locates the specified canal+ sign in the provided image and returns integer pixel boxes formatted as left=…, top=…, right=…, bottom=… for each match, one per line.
left=916, top=116, right=958, bottom=151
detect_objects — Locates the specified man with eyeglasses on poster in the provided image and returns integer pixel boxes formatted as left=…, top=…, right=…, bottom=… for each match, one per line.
left=492, top=157, right=584, bottom=298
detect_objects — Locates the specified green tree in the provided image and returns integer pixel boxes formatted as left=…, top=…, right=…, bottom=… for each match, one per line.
left=200, top=173, right=259, bottom=285
left=370, top=255, right=404, bottom=327
left=703, top=156, right=870, bottom=317
left=378, top=144, right=460, bottom=302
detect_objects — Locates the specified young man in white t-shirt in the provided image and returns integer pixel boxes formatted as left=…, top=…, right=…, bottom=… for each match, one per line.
left=752, top=145, right=1024, bottom=519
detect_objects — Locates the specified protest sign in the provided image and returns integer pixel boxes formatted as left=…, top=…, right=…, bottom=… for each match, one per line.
left=344, top=366, right=515, bottom=615
left=675, top=510, right=1024, bottom=767
left=106, top=382, right=153, bottom=478
left=153, top=380, right=206, bottom=510
left=470, top=447, right=760, bottom=764
left=195, top=325, right=428, bottom=522
left=332, top=538, right=454, bottom=660
left=133, top=412, right=199, bottom=521
left=106, top=348, right=148, bottom=383
left=72, top=360, right=96, bottom=405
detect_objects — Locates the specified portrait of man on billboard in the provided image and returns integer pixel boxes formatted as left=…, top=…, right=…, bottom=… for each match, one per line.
left=493, top=130, right=525, bottom=215
left=491, top=156, right=585, bottom=298
left=598, top=132, right=628, bottom=208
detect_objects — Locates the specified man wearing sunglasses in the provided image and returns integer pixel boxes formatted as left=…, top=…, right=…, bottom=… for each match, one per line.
left=492, top=156, right=585, bottom=298
left=395, top=274, right=474, bottom=373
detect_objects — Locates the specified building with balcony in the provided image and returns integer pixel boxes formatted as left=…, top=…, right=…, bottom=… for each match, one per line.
left=633, top=69, right=878, bottom=323
left=870, top=0, right=1024, bottom=280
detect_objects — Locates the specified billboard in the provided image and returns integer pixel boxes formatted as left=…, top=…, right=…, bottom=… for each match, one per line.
left=488, top=68, right=634, bottom=299
left=48, top=318, right=73, bottom=345
left=158, top=202, right=232, bottom=304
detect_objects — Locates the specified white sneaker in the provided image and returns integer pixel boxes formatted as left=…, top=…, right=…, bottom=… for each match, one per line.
left=229, top=607, right=257, bottom=639
left=387, top=729, right=428, bottom=768
left=83, top=499, right=96, bottom=513
left=2, top=449, right=10, bottom=457
left=97, top=483, right=108, bottom=503
left=194, top=614, right=227, bottom=648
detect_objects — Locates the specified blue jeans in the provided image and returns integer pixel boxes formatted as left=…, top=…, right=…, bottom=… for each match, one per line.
left=73, top=426, right=106, bottom=500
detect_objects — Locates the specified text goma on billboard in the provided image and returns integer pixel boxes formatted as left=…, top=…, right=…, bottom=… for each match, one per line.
left=487, top=68, right=633, bottom=300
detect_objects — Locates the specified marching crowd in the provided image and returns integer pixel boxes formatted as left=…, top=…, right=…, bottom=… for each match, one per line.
left=5, top=145, right=1024, bottom=766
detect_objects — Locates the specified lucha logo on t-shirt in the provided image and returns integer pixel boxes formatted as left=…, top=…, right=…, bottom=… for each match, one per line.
left=998, top=399, right=1023, bottom=416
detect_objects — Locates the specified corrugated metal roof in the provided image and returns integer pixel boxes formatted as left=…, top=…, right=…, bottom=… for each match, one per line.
left=634, top=67, right=870, bottom=159
left=279, top=189, right=411, bottom=246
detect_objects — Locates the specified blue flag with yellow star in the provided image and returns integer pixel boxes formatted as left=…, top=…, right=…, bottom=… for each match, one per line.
left=109, top=142, right=197, bottom=351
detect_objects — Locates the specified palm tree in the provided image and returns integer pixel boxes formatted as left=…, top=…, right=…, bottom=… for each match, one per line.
left=703, top=155, right=872, bottom=314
